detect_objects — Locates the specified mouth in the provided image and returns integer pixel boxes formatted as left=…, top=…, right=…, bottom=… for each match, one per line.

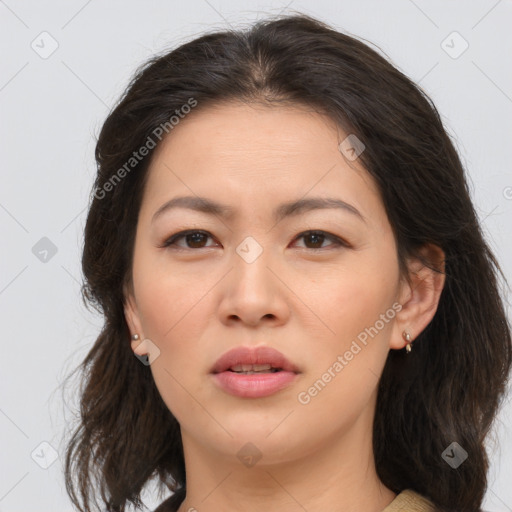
left=211, top=345, right=300, bottom=375
left=210, top=346, right=300, bottom=398
left=226, top=364, right=283, bottom=374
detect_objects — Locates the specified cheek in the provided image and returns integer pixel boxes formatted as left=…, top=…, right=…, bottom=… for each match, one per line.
left=136, top=283, right=208, bottom=370
left=294, top=272, right=397, bottom=424
left=132, top=249, right=209, bottom=340
left=131, top=264, right=216, bottom=412
left=134, top=272, right=210, bottom=421
left=310, top=255, right=398, bottom=342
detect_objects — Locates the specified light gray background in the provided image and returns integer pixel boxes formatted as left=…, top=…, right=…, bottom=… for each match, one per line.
left=1, top=1, right=511, bottom=511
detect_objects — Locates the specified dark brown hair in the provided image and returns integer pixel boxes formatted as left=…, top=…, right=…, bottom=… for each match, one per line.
left=62, top=12, right=512, bottom=512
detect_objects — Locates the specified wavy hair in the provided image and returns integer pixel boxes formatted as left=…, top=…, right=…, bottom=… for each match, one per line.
left=63, top=13, right=512, bottom=512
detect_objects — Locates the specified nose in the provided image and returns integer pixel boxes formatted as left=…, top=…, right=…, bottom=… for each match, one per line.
left=217, top=244, right=290, bottom=328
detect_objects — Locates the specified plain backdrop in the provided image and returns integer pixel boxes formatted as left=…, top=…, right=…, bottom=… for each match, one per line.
left=1, top=1, right=511, bottom=511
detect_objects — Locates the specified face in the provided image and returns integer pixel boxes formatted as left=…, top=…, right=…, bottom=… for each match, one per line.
left=124, top=101, right=418, bottom=465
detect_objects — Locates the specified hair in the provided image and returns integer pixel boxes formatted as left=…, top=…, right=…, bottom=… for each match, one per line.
left=62, top=12, right=512, bottom=512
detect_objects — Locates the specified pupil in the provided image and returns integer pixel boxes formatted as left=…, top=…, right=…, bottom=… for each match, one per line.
left=188, top=233, right=206, bottom=248
left=307, top=233, right=324, bottom=248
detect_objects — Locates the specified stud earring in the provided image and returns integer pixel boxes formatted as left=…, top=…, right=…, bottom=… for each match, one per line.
left=131, top=334, right=140, bottom=341
left=402, top=330, right=412, bottom=353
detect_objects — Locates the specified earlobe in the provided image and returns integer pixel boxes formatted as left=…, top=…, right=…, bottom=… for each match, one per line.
left=129, top=333, right=148, bottom=356
left=123, top=286, right=145, bottom=353
left=390, top=244, right=446, bottom=351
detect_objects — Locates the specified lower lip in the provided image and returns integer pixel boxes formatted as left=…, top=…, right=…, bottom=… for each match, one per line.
left=211, top=370, right=299, bottom=398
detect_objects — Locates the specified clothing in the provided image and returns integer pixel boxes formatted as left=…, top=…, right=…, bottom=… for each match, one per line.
left=154, top=488, right=435, bottom=512
left=382, top=489, right=436, bottom=511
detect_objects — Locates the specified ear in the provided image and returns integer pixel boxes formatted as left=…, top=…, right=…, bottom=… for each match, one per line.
left=123, top=282, right=148, bottom=357
left=390, top=243, right=446, bottom=350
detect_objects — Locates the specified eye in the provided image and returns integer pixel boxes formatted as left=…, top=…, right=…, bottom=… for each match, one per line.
left=292, top=230, right=349, bottom=250
left=160, top=229, right=349, bottom=251
left=161, top=230, right=218, bottom=250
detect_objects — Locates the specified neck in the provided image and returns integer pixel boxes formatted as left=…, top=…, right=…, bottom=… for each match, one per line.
left=176, top=404, right=396, bottom=512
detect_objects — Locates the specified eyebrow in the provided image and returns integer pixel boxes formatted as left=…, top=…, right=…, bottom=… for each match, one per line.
left=151, top=195, right=366, bottom=224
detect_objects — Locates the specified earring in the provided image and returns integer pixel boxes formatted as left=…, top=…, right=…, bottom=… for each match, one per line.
left=402, top=330, right=413, bottom=353
left=131, top=334, right=140, bottom=341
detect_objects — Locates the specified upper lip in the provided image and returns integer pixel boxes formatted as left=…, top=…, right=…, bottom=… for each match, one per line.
left=211, top=346, right=300, bottom=374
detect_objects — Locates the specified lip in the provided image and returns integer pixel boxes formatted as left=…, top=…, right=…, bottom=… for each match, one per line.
left=211, top=345, right=300, bottom=374
left=210, top=345, right=301, bottom=398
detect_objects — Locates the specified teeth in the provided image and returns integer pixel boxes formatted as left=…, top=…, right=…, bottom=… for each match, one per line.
left=229, top=363, right=279, bottom=373
left=230, top=364, right=272, bottom=372
left=237, top=371, right=277, bottom=374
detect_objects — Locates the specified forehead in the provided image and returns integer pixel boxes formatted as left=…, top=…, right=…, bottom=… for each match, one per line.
left=150, top=100, right=349, bottom=170
left=140, top=101, right=384, bottom=223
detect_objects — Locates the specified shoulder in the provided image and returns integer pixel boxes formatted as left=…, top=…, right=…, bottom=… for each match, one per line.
left=382, top=489, right=436, bottom=512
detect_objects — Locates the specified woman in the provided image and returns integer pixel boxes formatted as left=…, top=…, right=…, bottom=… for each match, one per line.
left=63, top=13, right=512, bottom=512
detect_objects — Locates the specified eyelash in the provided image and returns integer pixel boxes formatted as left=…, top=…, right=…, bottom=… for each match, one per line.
left=159, top=229, right=350, bottom=251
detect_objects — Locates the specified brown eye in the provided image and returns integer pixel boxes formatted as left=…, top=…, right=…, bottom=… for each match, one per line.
left=293, top=230, right=348, bottom=250
left=302, top=232, right=326, bottom=249
left=161, top=229, right=348, bottom=251
left=183, top=232, right=209, bottom=248
left=162, top=230, right=216, bottom=250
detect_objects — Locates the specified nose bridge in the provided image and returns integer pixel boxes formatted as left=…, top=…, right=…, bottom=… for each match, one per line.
left=235, top=234, right=267, bottom=266
left=232, top=234, right=274, bottom=292
left=218, top=233, right=286, bottom=325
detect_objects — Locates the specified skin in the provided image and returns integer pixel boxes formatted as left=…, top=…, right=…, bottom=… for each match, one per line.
left=124, top=101, right=445, bottom=512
